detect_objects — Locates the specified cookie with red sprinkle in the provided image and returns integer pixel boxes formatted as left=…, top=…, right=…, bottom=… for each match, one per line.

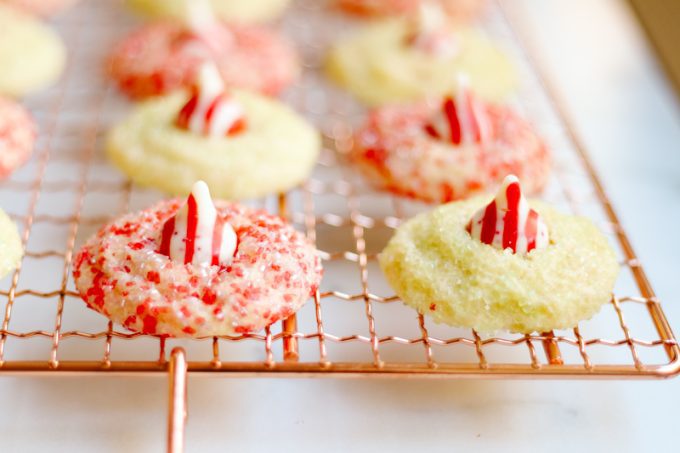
left=337, top=0, right=485, bottom=22
left=0, top=97, right=36, bottom=179
left=108, top=3, right=299, bottom=99
left=73, top=181, right=322, bottom=338
left=379, top=175, right=619, bottom=333
left=350, top=79, right=550, bottom=203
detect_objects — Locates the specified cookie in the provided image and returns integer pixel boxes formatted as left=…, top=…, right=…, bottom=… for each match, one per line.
left=337, top=0, right=485, bottom=22
left=0, top=4, right=66, bottom=97
left=108, top=19, right=299, bottom=99
left=350, top=80, right=549, bottom=202
left=73, top=181, right=322, bottom=337
left=0, top=208, right=23, bottom=280
left=4, top=0, right=79, bottom=17
left=325, top=12, right=516, bottom=105
left=107, top=65, right=320, bottom=200
left=379, top=176, right=619, bottom=333
left=0, top=97, right=36, bottom=179
left=126, top=0, right=291, bottom=24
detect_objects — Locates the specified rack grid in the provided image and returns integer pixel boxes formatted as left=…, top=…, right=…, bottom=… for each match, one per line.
left=0, top=0, right=678, bottom=451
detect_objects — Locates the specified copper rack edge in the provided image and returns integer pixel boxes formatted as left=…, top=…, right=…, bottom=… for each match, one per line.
left=0, top=0, right=677, bottom=380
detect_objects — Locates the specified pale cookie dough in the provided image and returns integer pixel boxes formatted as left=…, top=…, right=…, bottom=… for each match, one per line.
left=325, top=19, right=516, bottom=106
left=107, top=90, right=321, bottom=199
left=126, top=0, right=290, bottom=24
left=0, top=4, right=66, bottom=97
left=3, top=0, right=79, bottom=17
left=0, top=208, right=22, bottom=279
left=379, top=198, right=619, bottom=333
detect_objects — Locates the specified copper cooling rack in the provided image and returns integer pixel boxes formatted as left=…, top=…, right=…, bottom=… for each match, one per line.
left=0, top=0, right=678, bottom=451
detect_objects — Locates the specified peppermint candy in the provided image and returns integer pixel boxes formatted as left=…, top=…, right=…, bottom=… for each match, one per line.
left=159, top=181, right=238, bottom=267
left=424, top=76, right=493, bottom=146
left=405, top=2, right=458, bottom=58
left=178, top=0, right=233, bottom=55
left=176, top=63, right=246, bottom=137
left=466, top=175, right=549, bottom=255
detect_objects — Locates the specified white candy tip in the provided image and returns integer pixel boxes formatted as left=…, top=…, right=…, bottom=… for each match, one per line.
left=493, top=175, right=522, bottom=206
left=160, top=179, right=237, bottom=266
left=188, top=180, right=216, bottom=219
left=456, top=73, right=470, bottom=87
left=415, top=1, right=446, bottom=31
left=502, top=174, right=520, bottom=186
left=191, top=180, right=211, bottom=197
left=467, top=174, right=549, bottom=255
left=196, top=62, right=224, bottom=91
left=186, top=0, right=215, bottom=29
left=418, top=1, right=442, bottom=18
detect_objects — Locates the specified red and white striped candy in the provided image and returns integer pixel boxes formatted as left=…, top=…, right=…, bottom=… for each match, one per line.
left=177, top=0, right=233, bottom=55
left=466, top=175, right=549, bottom=255
left=176, top=63, right=246, bottom=137
left=159, top=181, right=237, bottom=267
left=423, top=76, right=493, bottom=146
left=406, top=2, right=458, bottom=58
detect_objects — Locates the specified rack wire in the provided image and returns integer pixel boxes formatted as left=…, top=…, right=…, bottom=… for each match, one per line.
left=3, top=0, right=678, bottom=450
left=0, top=0, right=678, bottom=431
left=1, top=0, right=678, bottom=379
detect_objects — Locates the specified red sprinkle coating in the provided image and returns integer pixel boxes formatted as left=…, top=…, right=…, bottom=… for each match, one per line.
left=337, top=0, right=484, bottom=22
left=0, top=97, right=36, bottom=180
left=351, top=100, right=550, bottom=203
left=108, top=22, right=299, bottom=99
left=73, top=199, right=322, bottom=338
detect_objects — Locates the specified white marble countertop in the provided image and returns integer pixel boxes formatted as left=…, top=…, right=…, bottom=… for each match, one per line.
left=1, top=0, right=679, bottom=451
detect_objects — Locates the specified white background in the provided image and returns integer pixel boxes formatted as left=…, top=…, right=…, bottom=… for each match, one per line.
left=1, top=0, right=680, bottom=451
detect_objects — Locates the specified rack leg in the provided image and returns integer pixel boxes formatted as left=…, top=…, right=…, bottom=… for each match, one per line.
left=277, top=192, right=299, bottom=362
left=283, top=315, right=300, bottom=362
left=167, top=347, right=188, bottom=453
left=541, top=331, right=564, bottom=365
